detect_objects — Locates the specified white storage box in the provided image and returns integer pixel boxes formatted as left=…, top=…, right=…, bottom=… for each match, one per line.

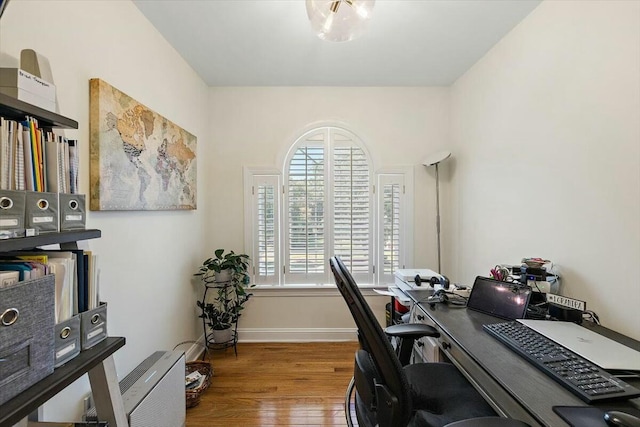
left=0, top=68, right=56, bottom=112
left=0, top=87, right=56, bottom=112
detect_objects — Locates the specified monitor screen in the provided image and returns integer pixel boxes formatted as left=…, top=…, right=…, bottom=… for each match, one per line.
left=467, top=276, right=531, bottom=320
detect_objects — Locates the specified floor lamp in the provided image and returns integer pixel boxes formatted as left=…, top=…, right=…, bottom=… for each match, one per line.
left=422, top=150, right=452, bottom=274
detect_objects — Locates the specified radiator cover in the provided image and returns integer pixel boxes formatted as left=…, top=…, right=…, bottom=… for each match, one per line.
left=87, top=350, right=186, bottom=427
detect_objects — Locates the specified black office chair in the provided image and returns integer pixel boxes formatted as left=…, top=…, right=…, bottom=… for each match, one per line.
left=330, top=256, right=531, bottom=427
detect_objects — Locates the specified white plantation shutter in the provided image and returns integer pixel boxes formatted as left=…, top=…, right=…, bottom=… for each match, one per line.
left=377, top=174, right=406, bottom=284
left=286, top=139, right=326, bottom=283
left=332, top=141, right=372, bottom=283
left=284, top=128, right=373, bottom=284
left=246, top=127, right=413, bottom=287
left=248, top=173, right=281, bottom=285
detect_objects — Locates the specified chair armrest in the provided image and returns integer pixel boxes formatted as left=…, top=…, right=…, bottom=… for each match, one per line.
left=384, top=323, right=440, bottom=339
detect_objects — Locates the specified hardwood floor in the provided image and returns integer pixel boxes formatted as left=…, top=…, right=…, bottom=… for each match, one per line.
left=186, top=342, right=359, bottom=427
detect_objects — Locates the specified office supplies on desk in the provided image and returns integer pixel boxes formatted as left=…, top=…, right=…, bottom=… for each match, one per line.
left=518, top=319, right=640, bottom=371
left=467, top=276, right=532, bottom=320
left=394, top=268, right=447, bottom=292
left=484, top=322, right=640, bottom=403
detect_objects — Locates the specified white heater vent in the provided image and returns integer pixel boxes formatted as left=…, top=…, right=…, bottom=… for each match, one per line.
left=87, top=350, right=185, bottom=427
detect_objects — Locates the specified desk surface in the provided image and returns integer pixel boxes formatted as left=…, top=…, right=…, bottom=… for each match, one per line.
left=405, top=289, right=640, bottom=427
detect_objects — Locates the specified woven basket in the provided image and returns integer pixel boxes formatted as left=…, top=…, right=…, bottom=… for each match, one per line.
left=185, top=360, right=213, bottom=408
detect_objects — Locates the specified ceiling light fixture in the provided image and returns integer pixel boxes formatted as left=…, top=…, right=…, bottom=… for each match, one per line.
left=306, top=0, right=375, bottom=42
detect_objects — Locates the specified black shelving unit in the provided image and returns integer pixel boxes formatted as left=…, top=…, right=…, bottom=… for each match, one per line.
left=0, top=92, right=78, bottom=129
left=0, top=229, right=129, bottom=427
left=0, top=229, right=101, bottom=252
left=0, top=337, right=125, bottom=427
left=0, top=96, right=128, bottom=427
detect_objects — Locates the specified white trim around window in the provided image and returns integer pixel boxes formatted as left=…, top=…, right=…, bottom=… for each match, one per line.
left=376, top=167, right=414, bottom=284
left=244, top=167, right=282, bottom=285
left=243, top=130, right=414, bottom=288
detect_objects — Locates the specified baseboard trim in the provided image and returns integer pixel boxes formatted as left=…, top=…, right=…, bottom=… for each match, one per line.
left=184, top=329, right=358, bottom=359
left=185, top=335, right=206, bottom=361
left=238, top=328, right=358, bottom=342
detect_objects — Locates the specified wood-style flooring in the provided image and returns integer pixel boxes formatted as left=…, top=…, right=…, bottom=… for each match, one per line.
left=186, top=342, right=359, bottom=427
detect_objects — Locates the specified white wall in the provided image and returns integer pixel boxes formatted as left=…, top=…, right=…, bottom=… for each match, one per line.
left=449, top=0, right=640, bottom=339
left=0, top=0, right=210, bottom=420
left=206, top=87, right=450, bottom=335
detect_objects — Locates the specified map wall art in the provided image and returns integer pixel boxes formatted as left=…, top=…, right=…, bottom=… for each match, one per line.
left=89, top=78, right=197, bottom=211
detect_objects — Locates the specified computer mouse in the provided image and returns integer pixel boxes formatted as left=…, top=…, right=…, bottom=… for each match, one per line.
left=604, top=411, right=640, bottom=427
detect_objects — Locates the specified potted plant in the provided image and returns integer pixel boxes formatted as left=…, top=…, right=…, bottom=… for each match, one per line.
left=195, top=249, right=253, bottom=344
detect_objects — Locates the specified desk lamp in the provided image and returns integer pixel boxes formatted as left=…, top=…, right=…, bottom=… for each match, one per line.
left=422, top=150, right=451, bottom=274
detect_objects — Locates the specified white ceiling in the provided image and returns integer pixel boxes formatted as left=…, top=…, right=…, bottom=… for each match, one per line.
left=133, top=0, right=541, bottom=87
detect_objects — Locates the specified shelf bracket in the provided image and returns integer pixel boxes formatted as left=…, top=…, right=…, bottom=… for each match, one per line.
left=87, top=355, right=129, bottom=427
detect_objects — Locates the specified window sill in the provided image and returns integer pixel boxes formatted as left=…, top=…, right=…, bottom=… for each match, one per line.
left=249, top=283, right=389, bottom=297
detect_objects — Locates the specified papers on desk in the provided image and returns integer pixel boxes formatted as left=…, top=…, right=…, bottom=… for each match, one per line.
left=375, top=286, right=411, bottom=305
left=517, top=319, right=640, bottom=371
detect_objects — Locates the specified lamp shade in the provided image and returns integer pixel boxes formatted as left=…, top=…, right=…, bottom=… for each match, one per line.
left=306, top=0, right=375, bottom=42
left=422, top=150, right=451, bottom=167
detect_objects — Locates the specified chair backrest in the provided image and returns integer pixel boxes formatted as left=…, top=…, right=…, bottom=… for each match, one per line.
left=330, top=256, right=412, bottom=426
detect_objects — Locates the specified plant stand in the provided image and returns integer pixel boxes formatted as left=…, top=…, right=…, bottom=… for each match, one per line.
left=200, top=281, right=239, bottom=357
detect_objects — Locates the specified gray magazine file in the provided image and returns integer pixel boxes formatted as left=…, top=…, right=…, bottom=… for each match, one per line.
left=59, top=193, right=86, bottom=231
left=0, top=275, right=55, bottom=405
left=0, top=190, right=26, bottom=239
left=25, top=191, right=59, bottom=234
left=54, top=314, right=81, bottom=368
left=80, top=302, right=107, bottom=350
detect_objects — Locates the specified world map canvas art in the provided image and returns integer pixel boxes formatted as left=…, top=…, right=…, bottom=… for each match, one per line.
left=89, top=78, right=197, bottom=210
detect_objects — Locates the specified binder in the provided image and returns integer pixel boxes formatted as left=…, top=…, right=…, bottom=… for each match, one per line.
left=32, top=249, right=84, bottom=314
left=25, top=191, right=59, bottom=234
left=44, top=134, right=61, bottom=193
left=0, top=189, right=26, bottom=239
left=59, top=193, right=86, bottom=231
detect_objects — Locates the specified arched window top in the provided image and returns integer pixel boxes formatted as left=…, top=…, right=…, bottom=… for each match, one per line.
left=283, top=125, right=374, bottom=284
left=245, top=123, right=412, bottom=287
left=284, top=126, right=373, bottom=172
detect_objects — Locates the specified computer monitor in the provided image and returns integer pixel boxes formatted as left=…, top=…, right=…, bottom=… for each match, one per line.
left=467, top=276, right=531, bottom=320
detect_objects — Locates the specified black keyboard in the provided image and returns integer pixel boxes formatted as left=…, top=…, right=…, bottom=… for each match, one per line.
left=483, top=321, right=640, bottom=403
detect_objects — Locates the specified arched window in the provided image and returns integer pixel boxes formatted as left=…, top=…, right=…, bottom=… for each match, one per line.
left=244, top=125, right=412, bottom=286
left=284, top=127, right=373, bottom=284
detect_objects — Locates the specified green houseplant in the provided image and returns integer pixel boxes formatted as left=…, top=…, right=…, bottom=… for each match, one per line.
left=195, top=249, right=253, bottom=344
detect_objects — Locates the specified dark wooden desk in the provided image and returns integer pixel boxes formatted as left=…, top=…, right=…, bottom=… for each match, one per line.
left=405, top=289, right=640, bottom=427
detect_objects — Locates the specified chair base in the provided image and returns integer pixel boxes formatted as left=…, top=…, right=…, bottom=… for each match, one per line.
left=444, top=418, right=531, bottom=427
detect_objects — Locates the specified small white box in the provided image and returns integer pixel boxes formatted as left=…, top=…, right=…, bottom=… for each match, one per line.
left=0, top=68, right=56, bottom=102
left=0, top=86, right=56, bottom=112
